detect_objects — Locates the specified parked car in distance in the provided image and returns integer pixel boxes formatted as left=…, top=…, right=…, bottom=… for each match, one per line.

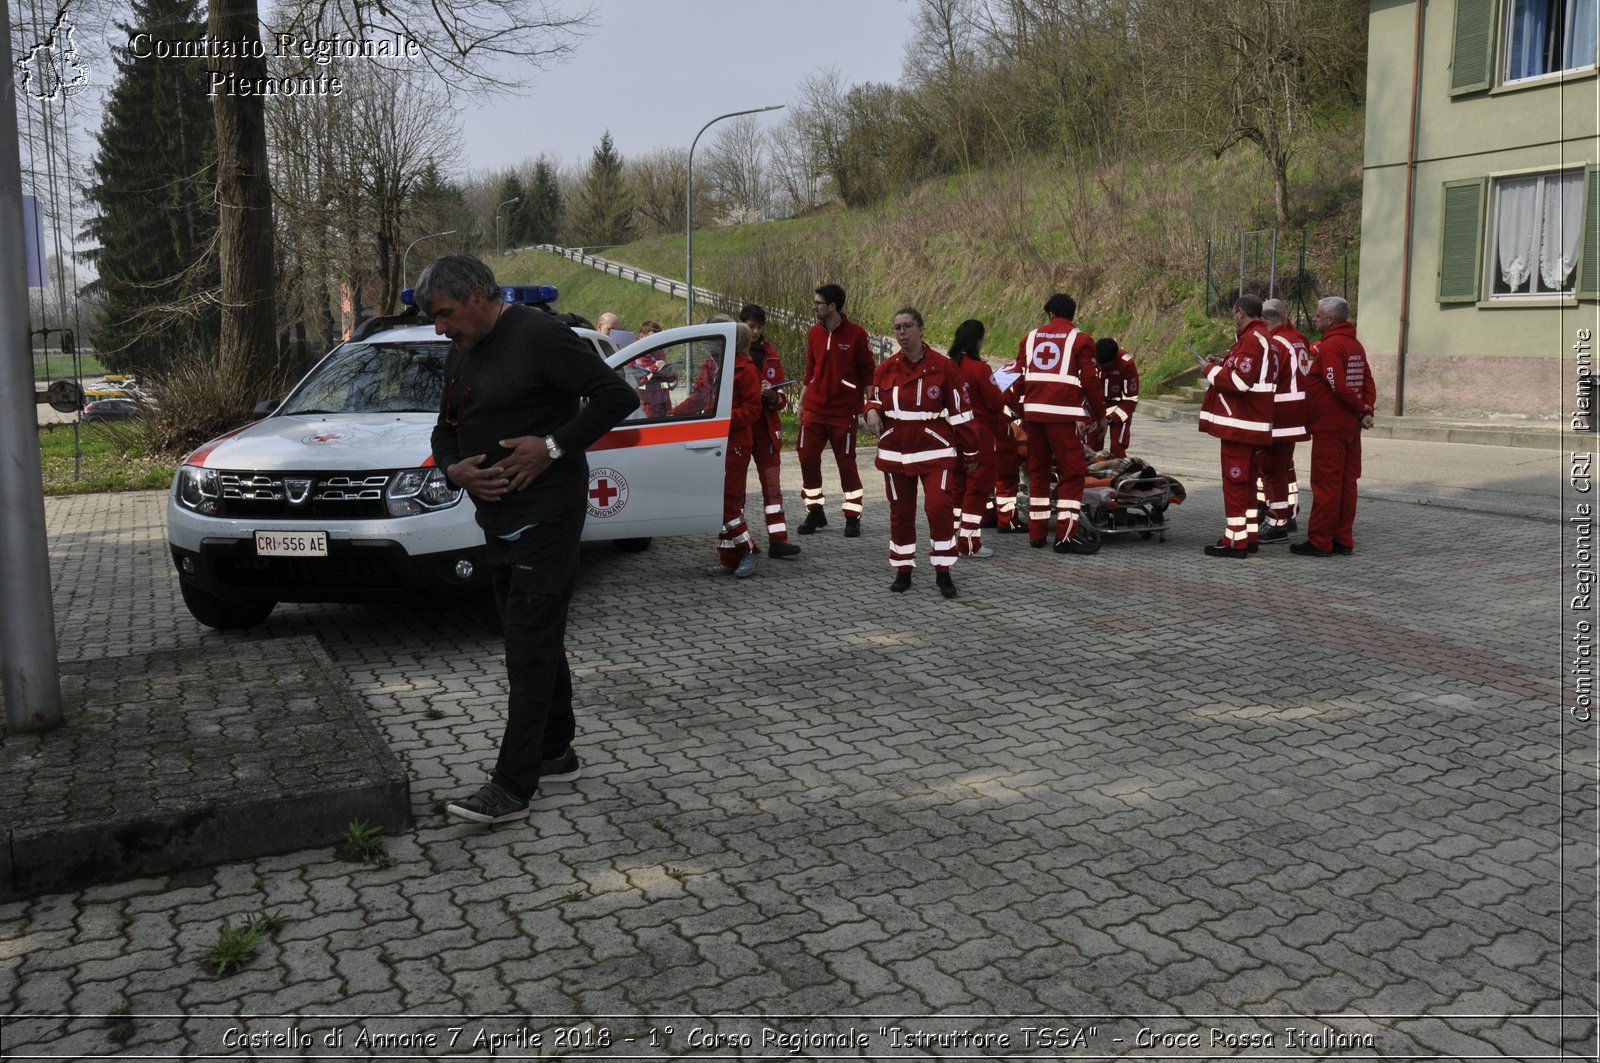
left=82, top=397, right=147, bottom=422
left=167, top=286, right=740, bottom=631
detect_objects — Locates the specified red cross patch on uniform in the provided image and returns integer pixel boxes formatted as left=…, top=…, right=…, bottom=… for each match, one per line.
left=927, top=384, right=941, bottom=401
left=1239, top=356, right=1252, bottom=374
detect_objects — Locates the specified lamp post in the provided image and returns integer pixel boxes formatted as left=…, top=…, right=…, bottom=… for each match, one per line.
left=402, top=229, right=457, bottom=292
left=494, top=198, right=520, bottom=259
left=686, top=104, right=784, bottom=324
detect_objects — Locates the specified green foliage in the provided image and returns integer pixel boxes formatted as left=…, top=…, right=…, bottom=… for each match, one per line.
left=145, top=358, right=293, bottom=458
left=36, top=423, right=175, bottom=495
left=569, top=131, right=634, bottom=246
left=342, top=818, right=392, bottom=867
left=81, top=0, right=219, bottom=378
left=496, top=172, right=529, bottom=252
left=204, top=911, right=284, bottom=977
left=520, top=158, right=565, bottom=245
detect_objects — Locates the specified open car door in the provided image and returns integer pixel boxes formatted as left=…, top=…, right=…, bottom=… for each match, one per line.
left=583, top=321, right=739, bottom=540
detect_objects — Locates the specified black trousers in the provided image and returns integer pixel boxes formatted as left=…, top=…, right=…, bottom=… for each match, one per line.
left=483, top=512, right=584, bottom=799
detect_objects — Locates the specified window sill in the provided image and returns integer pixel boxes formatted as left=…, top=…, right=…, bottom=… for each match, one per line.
left=1475, top=296, right=1579, bottom=308
left=1490, top=66, right=1598, bottom=95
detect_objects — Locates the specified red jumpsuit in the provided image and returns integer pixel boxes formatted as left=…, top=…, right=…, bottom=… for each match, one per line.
left=989, top=360, right=1025, bottom=531
left=1007, top=318, right=1103, bottom=545
left=1304, top=321, right=1375, bottom=552
left=1263, top=323, right=1311, bottom=530
left=717, top=354, right=765, bottom=568
left=867, top=346, right=976, bottom=572
left=1085, top=348, right=1139, bottom=457
left=950, top=353, right=1006, bottom=555
left=1198, top=320, right=1278, bottom=552
left=750, top=337, right=793, bottom=546
left=798, top=314, right=876, bottom=522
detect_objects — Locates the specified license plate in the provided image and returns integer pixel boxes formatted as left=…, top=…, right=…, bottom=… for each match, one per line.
left=254, top=530, right=328, bottom=557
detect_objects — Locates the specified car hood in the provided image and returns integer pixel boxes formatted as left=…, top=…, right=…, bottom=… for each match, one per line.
left=185, top=413, right=439, bottom=471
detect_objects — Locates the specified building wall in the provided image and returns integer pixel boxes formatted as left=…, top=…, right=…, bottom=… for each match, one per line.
left=1360, top=0, right=1599, bottom=419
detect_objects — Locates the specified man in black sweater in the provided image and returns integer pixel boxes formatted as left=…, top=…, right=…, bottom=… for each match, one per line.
left=424, top=254, right=640, bottom=824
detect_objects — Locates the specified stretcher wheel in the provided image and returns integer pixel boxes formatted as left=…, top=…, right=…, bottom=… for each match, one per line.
left=1072, top=522, right=1102, bottom=554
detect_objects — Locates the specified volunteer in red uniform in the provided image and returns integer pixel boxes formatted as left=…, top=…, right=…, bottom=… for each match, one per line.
left=631, top=320, right=675, bottom=418
left=947, top=319, right=1004, bottom=558
left=1292, top=296, right=1375, bottom=558
left=707, top=323, right=767, bottom=578
left=864, top=308, right=977, bottom=599
left=1198, top=294, right=1279, bottom=557
left=797, top=283, right=877, bottom=538
left=1085, top=337, right=1139, bottom=457
left=1260, top=298, right=1310, bottom=544
left=739, top=303, right=801, bottom=561
left=1005, top=293, right=1104, bottom=553
left=989, top=357, right=1026, bottom=532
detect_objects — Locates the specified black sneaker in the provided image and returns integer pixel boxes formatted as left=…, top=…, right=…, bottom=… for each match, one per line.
left=541, top=747, right=581, bottom=783
left=447, top=782, right=529, bottom=824
left=1203, top=543, right=1248, bottom=558
left=1289, top=541, right=1333, bottom=557
left=1287, top=517, right=1300, bottom=532
left=798, top=509, right=826, bottom=535
left=1054, top=537, right=1098, bottom=555
left=1258, top=527, right=1289, bottom=545
left=935, top=570, right=957, bottom=599
left=890, top=571, right=912, bottom=592
left=843, top=516, right=861, bottom=538
left=768, top=541, right=802, bottom=559
left=1030, top=538, right=1047, bottom=549
left=1332, top=542, right=1354, bottom=556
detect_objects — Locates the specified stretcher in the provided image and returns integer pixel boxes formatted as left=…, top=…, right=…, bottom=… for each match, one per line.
left=1077, top=456, right=1186, bottom=548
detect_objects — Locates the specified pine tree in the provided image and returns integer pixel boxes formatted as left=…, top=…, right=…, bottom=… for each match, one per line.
left=519, top=157, right=564, bottom=244
left=495, top=172, right=528, bottom=254
left=82, top=0, right=219, bottom=377
left=569, top=132, right=634, bottom=246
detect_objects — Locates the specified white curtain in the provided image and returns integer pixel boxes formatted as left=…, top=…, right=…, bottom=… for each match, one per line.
left=1540, top=170, right=1585, bottom=291
left=1496, top=176, right=1540, bottom=292
left=1507, top=0, right=1551, bottom=80
left=1568, top=0, right=1599, bottom=70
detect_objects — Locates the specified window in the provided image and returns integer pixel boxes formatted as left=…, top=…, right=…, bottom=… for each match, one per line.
left=1505, top=0, right=1599, bottom=81
left=1487, top=170, right=1585, bottom=296
left=1438, top=166, right=1600, bottom=302
left=614, top=336, right=725, bottom=422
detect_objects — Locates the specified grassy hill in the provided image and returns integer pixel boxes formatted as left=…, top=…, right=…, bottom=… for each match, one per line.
left=497, top=107, right=1364, bottom=395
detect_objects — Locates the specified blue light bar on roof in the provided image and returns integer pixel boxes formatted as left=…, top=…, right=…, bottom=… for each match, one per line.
left=398, top=284, right=558, bottom=308
left=503, top=284, right=559, bottom=305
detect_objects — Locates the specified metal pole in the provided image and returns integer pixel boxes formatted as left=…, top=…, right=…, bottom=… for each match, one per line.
left=686, top=104, right=784, bottom=325
left=402, top=229, right=456, bottom=290
left=0, top=0, right=65, bottom=733
left=494, top=197, right=519, bottom=259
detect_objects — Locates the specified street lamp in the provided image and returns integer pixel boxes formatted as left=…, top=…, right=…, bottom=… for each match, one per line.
left=686, top=104, right=784, bottom=324
left=402, top=229, right=457, bottom=293
left=494, top=198, right=521, bottom=259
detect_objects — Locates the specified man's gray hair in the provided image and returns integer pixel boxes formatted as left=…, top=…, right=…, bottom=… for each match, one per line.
left=1316, top=296, right=1350, bottom=322
left=1262, top=298, right=1288, bottom=325
left=415, top=254, right=502, bottom=311
left=735, top=322, right=752, bottom=354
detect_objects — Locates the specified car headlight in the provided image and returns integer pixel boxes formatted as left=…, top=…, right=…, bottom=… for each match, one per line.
left=176, top=465, right=220, bottom=514
left=386, top=467, right=461, bottom=516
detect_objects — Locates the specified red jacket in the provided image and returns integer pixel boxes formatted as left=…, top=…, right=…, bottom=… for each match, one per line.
left=803, top=314, right=876, bottom=423
left=727, top=353, right=763, bottom=449
left=1199, top=319, right=1277, bottom=446
left=1098, top=348, right=1140, bottom=424
left=867, top=346, right=977, bottom=473
left=1267, top=323, right=1311, bottom=443
left=952, top=353, right=1006, bottom=440
left=1008, top=317, right=1103, bottom=423
left=751, top=337, right=788, bottom=453
left=1305, top=321, right=1375, bottom=439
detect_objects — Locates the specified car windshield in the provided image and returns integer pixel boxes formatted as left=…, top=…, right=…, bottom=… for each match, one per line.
left=280, top=341, right=451, bottom=415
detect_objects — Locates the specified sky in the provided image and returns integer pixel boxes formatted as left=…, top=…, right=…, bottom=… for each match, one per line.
left=457, top=0, right=916, bottom=175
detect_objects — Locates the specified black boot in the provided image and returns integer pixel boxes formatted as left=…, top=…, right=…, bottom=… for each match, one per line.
left=935, top=570, right=956, bottom=599
left=890, top=571, right=912, bottom=592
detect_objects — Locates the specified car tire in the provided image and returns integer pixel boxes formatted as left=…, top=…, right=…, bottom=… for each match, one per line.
left=179, top=581, right=275, bottom=630
left=614, top=537, right=652, bottom=552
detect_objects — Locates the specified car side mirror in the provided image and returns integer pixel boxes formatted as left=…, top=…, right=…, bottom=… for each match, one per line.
left=252, top=400, right=279, bottom=417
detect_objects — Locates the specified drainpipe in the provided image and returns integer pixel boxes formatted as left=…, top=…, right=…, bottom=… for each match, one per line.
left=1394, top=0, right=1426, bottom=416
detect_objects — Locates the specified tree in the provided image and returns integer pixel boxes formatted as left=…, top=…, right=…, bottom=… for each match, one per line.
left=628, top=147, right=690, bottom=235
left=81, top=0, right=218, bottom=377
left=703, top=115, right=771, bottom=223
left=495, top=171, right=528, bottom=251
left=568, top=131, right=634, bottom=245
left=519, top=157, right=564, bottom=244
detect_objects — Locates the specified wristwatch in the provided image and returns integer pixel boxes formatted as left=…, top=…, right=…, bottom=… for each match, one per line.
left=544, top=435, right=563, bottom=460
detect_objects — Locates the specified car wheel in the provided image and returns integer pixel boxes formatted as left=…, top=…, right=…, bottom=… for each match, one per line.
left=614, top=537, right=652, bottom=552
left=179, top=581, right=275, bottom=630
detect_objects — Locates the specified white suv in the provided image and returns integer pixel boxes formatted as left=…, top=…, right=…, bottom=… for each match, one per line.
left=168, top=292, right=741, bottom=630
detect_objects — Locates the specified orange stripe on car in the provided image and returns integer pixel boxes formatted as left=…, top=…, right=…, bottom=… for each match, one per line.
left=590, top=419, right=729, bottom=451
left=185, top=422, right=258, bottom=467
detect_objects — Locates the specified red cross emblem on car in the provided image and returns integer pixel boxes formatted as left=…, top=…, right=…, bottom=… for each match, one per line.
left=590, top=478, right=618, bottom=507
left=586, top=467, right=629, bottom=518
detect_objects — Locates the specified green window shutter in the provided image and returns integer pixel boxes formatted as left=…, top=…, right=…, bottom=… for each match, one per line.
left=1438, top=177, right=1486, bottom=303
left=1580, top=165, right=1600, bottom=298
left=1450, top=0, right=1497, bottom=95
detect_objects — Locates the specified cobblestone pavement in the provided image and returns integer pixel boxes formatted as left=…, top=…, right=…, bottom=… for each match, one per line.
left=1, top=423, right=1592, bottom=1060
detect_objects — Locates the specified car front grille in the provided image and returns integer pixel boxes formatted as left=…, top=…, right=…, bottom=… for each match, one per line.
left=217, top=471, right=390, bottom=519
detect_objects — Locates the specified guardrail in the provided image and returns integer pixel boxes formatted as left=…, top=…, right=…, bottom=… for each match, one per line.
left=532, top=244, right=897, bottom=360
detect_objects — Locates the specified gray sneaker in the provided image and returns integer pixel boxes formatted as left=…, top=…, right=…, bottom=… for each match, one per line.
left=446, top=782, right=529, bottom=825
left=734, top=553, right=762, bottom=579
left=967, top=545, right=994, bottom=558
left=541, top=747, right=581, bottom=783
